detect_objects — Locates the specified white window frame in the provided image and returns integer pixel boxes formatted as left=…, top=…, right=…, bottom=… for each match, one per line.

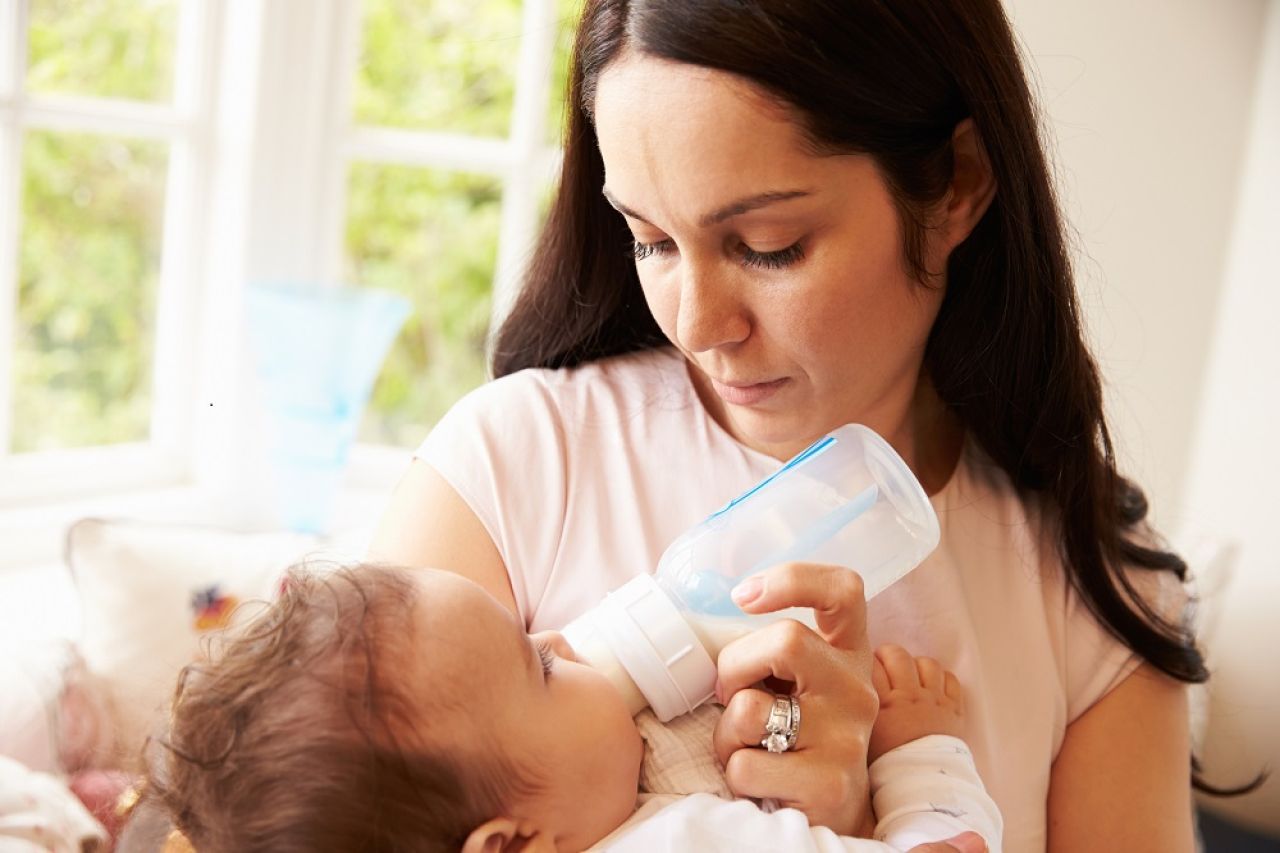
left=0, top=0, right=219, bottom=506
left=316, top=0, right=566, bottom=484
left=0, top=0, right=571, bottom=565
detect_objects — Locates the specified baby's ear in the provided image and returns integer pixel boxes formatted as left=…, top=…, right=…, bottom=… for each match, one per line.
left=462, top=817, right=555, bottom=853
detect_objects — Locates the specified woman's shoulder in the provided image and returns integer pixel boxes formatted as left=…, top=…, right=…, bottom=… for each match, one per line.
left=504, top=345, right=686, bottom=394
left=418, top=346, right=696, bottom=465
left=459, top=346, right=691, bottom=423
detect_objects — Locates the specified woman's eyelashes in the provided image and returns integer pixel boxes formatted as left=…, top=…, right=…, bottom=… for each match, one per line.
left=743, top=243, right=805, bottom=270
left=630, top=238, right=805, bottom=269
left=630, top=238, right=673, bottom=261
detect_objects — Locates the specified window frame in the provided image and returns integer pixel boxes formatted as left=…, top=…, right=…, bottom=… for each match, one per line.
left=321, top=0, right=565, bottom=480
left=0, top=0, right=219, bottom=506
left=0, top=0, right=575, bottom=565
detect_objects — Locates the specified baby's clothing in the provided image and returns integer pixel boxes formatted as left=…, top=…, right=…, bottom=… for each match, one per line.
left=635, top=706, right=732, bottom=799
left=417, top=345, right=1188, bottom=851
left=593, top=734, right=1003, bottom=851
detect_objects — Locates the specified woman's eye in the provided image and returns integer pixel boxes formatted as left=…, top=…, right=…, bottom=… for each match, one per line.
left=536, top=640, right=556, bottom=677
left=742, top=243, right=805, bottom=270
left=631, top=239, right=674, bottom=261
left=630, top=238, right=803, bottom=269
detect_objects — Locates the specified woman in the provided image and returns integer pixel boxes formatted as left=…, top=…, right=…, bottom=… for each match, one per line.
left=372, top=0, right=1201, bottom=849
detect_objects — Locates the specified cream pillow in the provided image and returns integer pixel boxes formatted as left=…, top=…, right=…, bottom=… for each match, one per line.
left=64, top=518, right=317, bottom=771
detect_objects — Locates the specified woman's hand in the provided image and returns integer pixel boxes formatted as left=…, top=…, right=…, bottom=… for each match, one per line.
left=711, top=562, right=879, bottom=836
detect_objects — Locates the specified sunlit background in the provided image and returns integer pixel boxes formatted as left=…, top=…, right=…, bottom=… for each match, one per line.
left=7, top=0, right=580, bottom=457
left=0, top=0, right=1276, bottom=847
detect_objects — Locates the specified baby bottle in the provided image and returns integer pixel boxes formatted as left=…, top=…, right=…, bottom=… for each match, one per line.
left=561, top=424, right=941, bottom=722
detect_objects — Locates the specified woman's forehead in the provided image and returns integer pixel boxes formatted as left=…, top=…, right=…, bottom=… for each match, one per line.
left=594, top=53, right=797, bottom=153
left=594, top=55, right=830, bottom=224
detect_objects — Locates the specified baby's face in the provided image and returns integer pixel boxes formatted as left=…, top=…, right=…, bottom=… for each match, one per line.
left=410, top=570, right=643, bottom=849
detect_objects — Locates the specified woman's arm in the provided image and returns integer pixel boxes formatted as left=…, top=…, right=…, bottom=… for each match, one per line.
left=1047, top=662, right=1194, bottom=851
left=367, top=460, right=519, bottom=616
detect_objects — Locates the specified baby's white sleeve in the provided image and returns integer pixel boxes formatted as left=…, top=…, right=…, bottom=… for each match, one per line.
left=870, top=735, right=1003, bottom=853
left=593, top=793, right=898, bottom=852
left=592, top=736, right=1001, bottom=853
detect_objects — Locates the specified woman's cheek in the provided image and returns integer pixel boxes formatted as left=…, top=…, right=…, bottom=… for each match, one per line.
left=638, top=269, right=680, bottom=336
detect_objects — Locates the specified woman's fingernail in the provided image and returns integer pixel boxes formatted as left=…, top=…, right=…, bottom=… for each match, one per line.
left=945, top=832, right=986, bottom=853
left=731, top=577, right=764, bottom=606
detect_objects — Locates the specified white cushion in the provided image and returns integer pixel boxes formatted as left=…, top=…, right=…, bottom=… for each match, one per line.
left=0, top=561, right=80, bottom=774
left=64, top=518, right=317, bottom=770
left=1178, top=529, right=1280, bottom=838
left=0, top=647, right=63, bottom=774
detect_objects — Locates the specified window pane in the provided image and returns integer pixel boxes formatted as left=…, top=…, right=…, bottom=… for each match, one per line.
left=26, top=0, right=180, bottom=102
left=546, top=0, right=584, bottom=145
left=355, top=0, right=523, bottom=136
left=11, top=131, right=168, bottom=453
left=345, top=163, right=501, bottom=447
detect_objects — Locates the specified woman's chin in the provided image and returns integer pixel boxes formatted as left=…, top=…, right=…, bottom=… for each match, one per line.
left=725, top=411, right=833, bottom=461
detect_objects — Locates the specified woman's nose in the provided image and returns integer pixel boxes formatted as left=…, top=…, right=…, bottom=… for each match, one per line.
left=532, top=630, right=578, bottom=663
left=675, top=262, right=751, bottom=353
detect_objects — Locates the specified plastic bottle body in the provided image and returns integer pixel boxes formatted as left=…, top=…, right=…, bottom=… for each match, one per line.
left=657, top=424, right=939, bottom=622
left=562, top=424, right=940, bottom=722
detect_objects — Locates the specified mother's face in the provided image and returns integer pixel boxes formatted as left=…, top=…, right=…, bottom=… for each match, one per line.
left=593, top=53, right=946, bottom=460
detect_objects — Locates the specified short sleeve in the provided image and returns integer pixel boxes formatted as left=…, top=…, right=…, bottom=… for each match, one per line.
left=414, top=372, right=569, bottom=626
left=1063, top=539, right=1191, bottom=722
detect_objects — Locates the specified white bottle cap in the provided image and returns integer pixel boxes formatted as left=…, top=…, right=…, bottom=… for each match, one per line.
left=565, top=574, right=717, bottom=722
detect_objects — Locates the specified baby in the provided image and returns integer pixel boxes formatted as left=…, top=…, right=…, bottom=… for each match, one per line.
left=146, top=564, right=1001, bottom=851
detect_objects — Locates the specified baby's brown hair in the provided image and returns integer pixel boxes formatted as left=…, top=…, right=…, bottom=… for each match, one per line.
left=145, top=564, right=533, bottom=852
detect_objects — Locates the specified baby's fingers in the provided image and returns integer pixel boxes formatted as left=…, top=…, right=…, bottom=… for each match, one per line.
left=945, top=670, right=966, bottom=713
left=907, top=833, right=988, bottom=853
left=874, top=644, right=920, bottom=690
left=915, top=656, right=946, bottom=692
left=872, top=656, right=892, bottom=700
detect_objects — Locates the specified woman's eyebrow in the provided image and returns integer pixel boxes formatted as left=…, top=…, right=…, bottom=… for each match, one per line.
left=601, top=187, right=813, bottom=228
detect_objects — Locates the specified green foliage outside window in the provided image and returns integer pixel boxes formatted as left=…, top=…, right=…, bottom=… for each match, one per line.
left=547, top=0, right=584, bottom=144
left=350, top=0, right=582, bottom=447
left=8, top=0, right=582, bottom=454
left=13, top=131, right=167, bottom=453
left=26, top=0, right=178, bottom=102
left=356, top=0, right=524, bottom=136
left=345, top=164, right=501, bottom=448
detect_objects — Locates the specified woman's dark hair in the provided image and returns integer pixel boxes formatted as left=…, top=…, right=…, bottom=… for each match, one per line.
left=492, top=0, right=1250, bottom=793
left=143, top=565, right=537, bottom=852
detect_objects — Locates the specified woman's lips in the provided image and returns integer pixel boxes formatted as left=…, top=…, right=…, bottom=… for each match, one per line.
left=710, top=377, right=789, bottom=406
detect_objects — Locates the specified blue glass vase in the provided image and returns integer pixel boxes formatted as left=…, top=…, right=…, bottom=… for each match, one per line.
left=245, top=283, right=410, bottom=533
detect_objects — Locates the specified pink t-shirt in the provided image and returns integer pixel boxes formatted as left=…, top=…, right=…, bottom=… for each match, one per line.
left=415, top=346, right=1184, bottom=853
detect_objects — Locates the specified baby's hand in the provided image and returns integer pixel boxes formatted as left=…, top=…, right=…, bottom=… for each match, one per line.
left=868, top=644, right=965, bottom=764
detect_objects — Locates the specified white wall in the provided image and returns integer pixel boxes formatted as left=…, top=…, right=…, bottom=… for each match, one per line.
left=1181, top=2, right=1280, bottom=834
left=1010, top=0, right=1279, bottom=832
left=1007, top=0, right=1269, bottom=528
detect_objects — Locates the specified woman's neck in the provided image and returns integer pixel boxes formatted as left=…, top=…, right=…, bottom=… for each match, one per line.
left=894, top=375, right=964, bottom=497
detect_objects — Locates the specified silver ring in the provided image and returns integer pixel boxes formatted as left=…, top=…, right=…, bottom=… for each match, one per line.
left=761, top=694, right=800, bottom=753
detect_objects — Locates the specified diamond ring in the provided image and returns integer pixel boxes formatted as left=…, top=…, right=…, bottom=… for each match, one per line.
left=761, top=694, right=800, bottom=754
